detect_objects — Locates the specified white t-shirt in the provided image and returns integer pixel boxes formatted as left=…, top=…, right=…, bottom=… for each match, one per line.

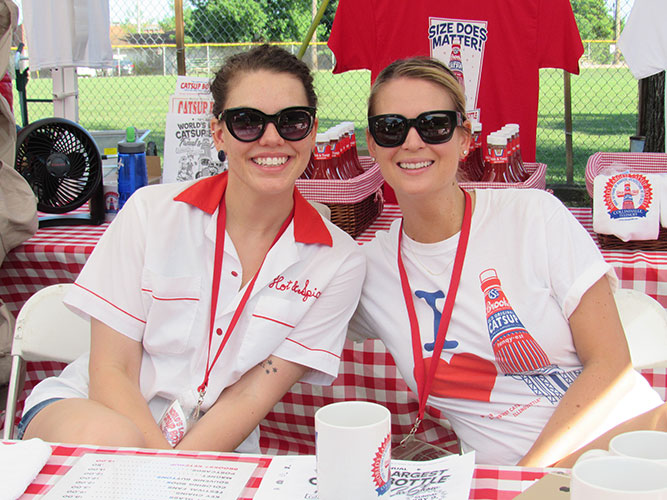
left=618, top=0, right=667, bottom=80
left=25, top=173, right=366, bottom=452
left=351, top=188, right=663, bottom=465
left=22, top=0, right=114, bottom=70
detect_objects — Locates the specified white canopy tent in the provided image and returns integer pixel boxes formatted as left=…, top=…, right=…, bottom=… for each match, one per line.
left=618, top=0, right=667, bottom=152
left=20, top=0, right=113, bottom=122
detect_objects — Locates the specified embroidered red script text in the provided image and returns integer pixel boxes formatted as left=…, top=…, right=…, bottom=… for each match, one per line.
left=268, top=276, right=322, bottom=302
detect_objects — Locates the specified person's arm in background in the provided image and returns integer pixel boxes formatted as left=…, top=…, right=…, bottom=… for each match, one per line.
left=88, top=317, right=172, bottom=449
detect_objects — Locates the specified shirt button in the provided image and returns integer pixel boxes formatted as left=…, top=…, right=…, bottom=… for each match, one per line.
left=231, top=270, right=238, bottom=277
left=216, top=328, right=223, bottom=336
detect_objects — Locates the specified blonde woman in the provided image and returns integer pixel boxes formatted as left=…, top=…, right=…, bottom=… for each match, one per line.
left=350, top=56, right=666, bottom=467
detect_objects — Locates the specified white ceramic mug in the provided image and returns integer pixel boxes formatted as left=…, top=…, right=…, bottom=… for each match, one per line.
left=315, top=401, right=391, bottom=500
left=570, top=455, right=667, bottom=499
left=608, top=430, right=667, bottom=463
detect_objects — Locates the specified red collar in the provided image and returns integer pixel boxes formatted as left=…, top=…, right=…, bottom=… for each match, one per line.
left=173, top=172, right=333, bottom=246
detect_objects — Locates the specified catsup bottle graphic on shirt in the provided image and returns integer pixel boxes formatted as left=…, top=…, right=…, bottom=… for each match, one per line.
left=480, top=269, right=552, bottom=374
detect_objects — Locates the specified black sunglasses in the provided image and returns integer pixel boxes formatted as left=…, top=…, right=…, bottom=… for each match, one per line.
left=368, top=110, right=464, bottom=147
left=219, top=106, right=316, bottom=142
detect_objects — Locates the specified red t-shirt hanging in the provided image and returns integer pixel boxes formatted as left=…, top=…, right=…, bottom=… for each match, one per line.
left=328, top=0, right=583, bottom=165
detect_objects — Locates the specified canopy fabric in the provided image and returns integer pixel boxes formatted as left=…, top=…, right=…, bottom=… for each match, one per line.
left=21, top=0, right=113, bottom=70
left=618, top=0, right=667, bottom=153
left=618, top=0, right=667, bottom=80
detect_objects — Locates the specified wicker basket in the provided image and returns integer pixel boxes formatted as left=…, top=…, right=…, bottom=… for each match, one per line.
left=586, top=152, right=667, bottom=250
left=459, top=162, right=547, bottom=190
left=295, top=156, right=384, bottom=238
left=597, top=229, right=667, bottom=251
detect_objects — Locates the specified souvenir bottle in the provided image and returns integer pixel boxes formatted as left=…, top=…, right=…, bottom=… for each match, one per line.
left=480, top=269, right=553, bottom=374
left=301, top=151, right=316, bottom=179
left=335, top=124, right=353, bottom=179
left=506, top=123, right=528, bottom=181
left=343, top=122, right=365, bottom=177
left=328, top=128, right=343, bottom=179
left=459, top=119, right=483, bottom=182
left=499, top=129, right=522, bottom=183
left=481, top=133, right=511, bottom=182
left=311, top=132, right=332, bottom=179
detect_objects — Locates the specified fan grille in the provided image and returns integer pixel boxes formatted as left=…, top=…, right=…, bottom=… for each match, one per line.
left=16, top=119, right=102, bottom=214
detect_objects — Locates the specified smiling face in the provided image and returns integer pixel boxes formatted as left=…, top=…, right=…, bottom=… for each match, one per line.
left=367, top=76, right=470, bottom=201
left=211, top=69, right=317, bottom=200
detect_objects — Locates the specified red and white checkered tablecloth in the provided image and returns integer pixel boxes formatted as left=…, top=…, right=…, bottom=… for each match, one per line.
left=1, top=203, right=666, bottom=456
left=10, top=442, right=271, bottom=500
left=5, top=440, right=552, bottom=499
left=0, top=223, right=109, bottom=318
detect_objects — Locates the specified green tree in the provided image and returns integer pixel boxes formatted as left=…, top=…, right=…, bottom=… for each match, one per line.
left=184, top=0, right=337, bottom=43
left=186, top=0, right=269, bottom=43
left=571, top=0, right=614, bottom=40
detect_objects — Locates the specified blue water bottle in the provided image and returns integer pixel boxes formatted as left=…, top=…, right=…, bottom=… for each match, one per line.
left=117, top=127, right=148, bottom=209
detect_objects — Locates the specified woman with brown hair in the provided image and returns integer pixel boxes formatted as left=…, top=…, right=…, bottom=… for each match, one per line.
left=19, top=44, right=365, bottom=452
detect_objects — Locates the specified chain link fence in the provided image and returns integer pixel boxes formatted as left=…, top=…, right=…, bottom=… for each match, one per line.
left=13, top=0, right=644, bottom=188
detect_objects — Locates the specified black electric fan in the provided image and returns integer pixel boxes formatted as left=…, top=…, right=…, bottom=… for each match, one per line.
left=14, top=117, right=104, bottom=227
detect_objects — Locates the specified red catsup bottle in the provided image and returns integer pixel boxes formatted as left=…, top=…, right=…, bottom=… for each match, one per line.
left=342, top=121, right=365, bottom=177
left=335, top=124, right=353, bottom=179
left=301, top=151, right=315, bottom=179
left=470, top=120, right=485, bottom=181
left=328, top=128, right=344, bottom=179
left=480, top=269, right=554, bottom=374
left=506, top=123, right=528, bottom=181
left=498, top=129, right=521, bottom=183
left=312, top=132, right=332, bottom=179
left=481, top=133, right=511, bottom=182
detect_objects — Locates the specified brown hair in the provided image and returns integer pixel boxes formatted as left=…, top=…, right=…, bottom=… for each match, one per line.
left=368, top=57, right=467, bottom=121
left=210, top=44, right=317, bottom=118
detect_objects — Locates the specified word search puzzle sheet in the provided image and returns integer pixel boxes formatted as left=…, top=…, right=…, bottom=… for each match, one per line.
left=42, top=453, right=258, bottom=499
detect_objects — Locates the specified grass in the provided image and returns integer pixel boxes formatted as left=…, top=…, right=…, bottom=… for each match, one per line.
left=14, top=66, right=639, bottom=186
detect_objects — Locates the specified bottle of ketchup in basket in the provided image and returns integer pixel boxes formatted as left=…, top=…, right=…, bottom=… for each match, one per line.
left=342, top=121, right=365, bottom=177
left=481, top=133, right=512, bottom=183
left=311, top=132, right=333, bottom=179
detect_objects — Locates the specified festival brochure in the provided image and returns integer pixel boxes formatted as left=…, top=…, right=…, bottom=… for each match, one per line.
left=253, top=452, right=475, bottom=499
left=162, top=75, right=226, bottom=184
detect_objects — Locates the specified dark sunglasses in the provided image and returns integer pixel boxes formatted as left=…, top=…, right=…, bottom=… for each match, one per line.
left=368, top=110, right=464, bottom=147
left=219, top=106, right=316, bottom=142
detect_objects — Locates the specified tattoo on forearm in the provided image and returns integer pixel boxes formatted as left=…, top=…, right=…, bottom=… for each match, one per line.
left=260, top=358, right=278, bottom=374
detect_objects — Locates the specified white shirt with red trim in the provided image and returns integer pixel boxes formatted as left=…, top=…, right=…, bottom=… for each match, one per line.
left=24, top=173, right=365, bottom=452
left=350, top=188, right=663, bottom=465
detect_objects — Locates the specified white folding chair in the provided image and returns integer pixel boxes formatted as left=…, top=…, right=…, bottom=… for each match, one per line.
left=2, top=283, right=90, bottom=439
left=614, top=288, right=667, bottom=370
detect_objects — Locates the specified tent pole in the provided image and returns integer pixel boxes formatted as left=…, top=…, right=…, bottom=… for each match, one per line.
left=175, top=0, right=186, bottom=75
left=297, top=0, right=330, bottom=61
left=563, top=70, right=574, bottom=184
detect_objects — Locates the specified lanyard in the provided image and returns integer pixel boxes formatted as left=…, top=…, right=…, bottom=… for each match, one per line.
left=396, top=189, right=472, bottom=434
left=193, top=195, right=294, bottom=418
